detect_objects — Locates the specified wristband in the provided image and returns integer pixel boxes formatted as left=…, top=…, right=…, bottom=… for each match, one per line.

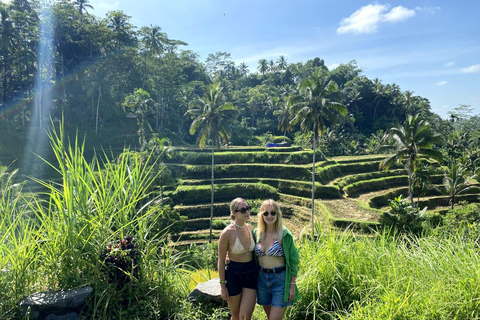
left=219, top=280, right=227, bottom=284
left=290, top=282, right=296, bottom=284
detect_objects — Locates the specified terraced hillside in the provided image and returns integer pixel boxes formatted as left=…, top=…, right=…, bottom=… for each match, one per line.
left=164, top=146, right=480, bottom=245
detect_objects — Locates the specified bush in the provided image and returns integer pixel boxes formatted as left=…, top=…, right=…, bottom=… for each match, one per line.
left=379, top=195, right=425, bottom=235
left=436, top=203, right=480, bottom=240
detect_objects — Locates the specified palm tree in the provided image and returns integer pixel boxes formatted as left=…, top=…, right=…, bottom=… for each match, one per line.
left=84, top=67, right=112, bottom=135
left=107, top=11, right=134, bottom=49
left=380, top=114, right=443, bottom=204
left=290, top=68, right=347, bottom=238
left=185, top=83, right=239, bottom=243
left=277, top=55, right=288, bottom=71
left=122, top=88, right=153, bottom=151
left=140, top=25, right=167, bottom=56
left=74, top=0, right=93, bottom=15
left=272, top=98, right=293, bottom=141
left=258, top=59, right=268, bottom=75
left=442, top=163, right=471, bottom=209
left=239, top=62, right=249, bottom=76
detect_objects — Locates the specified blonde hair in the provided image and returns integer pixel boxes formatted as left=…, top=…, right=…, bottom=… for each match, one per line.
left=256, top=199, right=283, bottom=243
left=229, top=197, right=246, bottom=220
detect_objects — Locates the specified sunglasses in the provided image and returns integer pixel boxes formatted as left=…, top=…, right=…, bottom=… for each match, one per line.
left=235, top=205, right=251, bottom=214
left=261, top=211, right=277, bottom=216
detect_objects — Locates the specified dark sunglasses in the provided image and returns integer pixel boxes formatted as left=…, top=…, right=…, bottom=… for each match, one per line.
left=235, top=205, right=251, bottom=214
left=262, top=211, right=277, bottom=216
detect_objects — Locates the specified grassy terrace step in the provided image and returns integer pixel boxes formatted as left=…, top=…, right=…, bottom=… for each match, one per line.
left=164, top=149, right=318, bottom=165
left=170, top=229, right=222, bottom=242
left=170, top=146, right=304, bottom=153
left=329, top=155, right=387, bottom=164
left=331, top=169, right=407, bottom=188
left=168, top=163, right=313, bottom=181
left=178, top=178, right=342, bottom=199
left=168, top=182, right=278, bottom=205
left=367, top=185, right=480, bottom=208
left=316, top=161, right=384, bottom=185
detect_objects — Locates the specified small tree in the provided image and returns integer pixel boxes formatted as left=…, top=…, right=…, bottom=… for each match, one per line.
left=123, top=88, right=153, bottom=151
left=380, top=114, right=443, bottom=205
left=442, top=162, right=471, bottom=209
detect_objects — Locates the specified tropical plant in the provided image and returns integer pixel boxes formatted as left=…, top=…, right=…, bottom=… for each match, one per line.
left=73, top=0, right=93, bottom=16
left=272, top=97, right=293, bottom=141
left=290, top=68, right=347, bottom=238
left=380, top=114, right=443, bottom=204
left=257, top=59, right=268, bottom=75
left=122, top=88, right=153, bottom=151
left=184, top=83, right=238, bottom=243
left=442, top=162, right=471, bottom=209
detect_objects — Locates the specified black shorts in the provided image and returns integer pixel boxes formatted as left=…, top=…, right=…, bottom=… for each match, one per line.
left=225, top=259, right=258, bottom=296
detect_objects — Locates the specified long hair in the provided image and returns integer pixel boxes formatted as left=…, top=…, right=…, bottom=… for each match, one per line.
left=256, top=199, right=284, bottom=243
left=229, top=197, right=246, bottom=220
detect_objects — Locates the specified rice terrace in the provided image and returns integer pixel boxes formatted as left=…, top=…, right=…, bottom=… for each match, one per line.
left=1, top=0, right=480, bottom=319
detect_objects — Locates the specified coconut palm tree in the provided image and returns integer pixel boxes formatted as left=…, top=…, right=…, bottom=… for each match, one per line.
left=258, top=59, right=268, bottom=75
left=380, top=114, right=443, bottom=204
left=74, top=0, right=93, bottom=16
left=277, top=55, right=288, bottom=71
left=122, top=88, right=153, bottom=151
left=185, top=83, right=238, bottom=243
left=442, top=163, right=471, bottom=209
left=272, top=98, right=293, bottom=141
left=290, top=68, right=347, bottom=238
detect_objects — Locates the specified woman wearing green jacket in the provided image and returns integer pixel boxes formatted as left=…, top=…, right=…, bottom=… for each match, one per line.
left=254, top=199, right=300, bottom=320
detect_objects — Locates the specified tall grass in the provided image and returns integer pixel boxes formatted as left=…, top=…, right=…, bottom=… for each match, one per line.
left=287, top=231, right=480, bottom=319
left=1, top=122, right=193, bottom=319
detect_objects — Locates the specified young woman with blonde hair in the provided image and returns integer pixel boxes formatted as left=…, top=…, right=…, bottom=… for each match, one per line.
left=255, top=199, right=300, bottom=320
left=218, top=197, right=258, bottom=320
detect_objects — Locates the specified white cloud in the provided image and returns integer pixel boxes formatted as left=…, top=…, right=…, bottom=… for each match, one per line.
left=436, top=81, right=447, bottom=86
left=383, top=6, right=416, bottom=23
left=461, top=64, right=480, bottom=73
left=337, top=4, right=416, bottom=35
left=337, top=4, right=386, bottom=35
left=445, top=61, right=455, bottom=67
left=328, top=63, right=340, bottom=70
left=415, top=6, right=441, bottom=14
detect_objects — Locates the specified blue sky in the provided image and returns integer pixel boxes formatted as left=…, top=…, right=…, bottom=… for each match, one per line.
left=14, top=0, right=480, bottom=119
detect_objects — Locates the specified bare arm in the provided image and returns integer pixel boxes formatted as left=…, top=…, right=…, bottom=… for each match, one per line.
left=218, top=229, right=230, bottom=301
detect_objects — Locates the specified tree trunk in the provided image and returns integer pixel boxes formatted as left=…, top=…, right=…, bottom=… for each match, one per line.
left=311, top=136, right=316, bottom=240
left=407, top=157, right=414, bottom=205
left=209, top=143, right=215, bottom=243
left=96, top=87, right=102, bottom=135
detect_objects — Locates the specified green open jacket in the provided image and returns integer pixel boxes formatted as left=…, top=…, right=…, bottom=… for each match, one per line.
left=253, top=227, right=301, bottom=303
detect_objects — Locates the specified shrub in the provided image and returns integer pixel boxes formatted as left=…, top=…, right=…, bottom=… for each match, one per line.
left=379, top=195, right=425, bottom=235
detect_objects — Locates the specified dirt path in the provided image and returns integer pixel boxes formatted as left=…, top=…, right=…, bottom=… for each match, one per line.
left=321, top=198, right=381, bottom=222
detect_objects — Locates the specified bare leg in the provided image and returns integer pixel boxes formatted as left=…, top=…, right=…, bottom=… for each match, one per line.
left=238, top=288, right=256, bottom=319
left=263, top=305, right=271, bottom=319
left=267, top=306, right=287, bottom=320
left=228, top=293, right=242, bottom=320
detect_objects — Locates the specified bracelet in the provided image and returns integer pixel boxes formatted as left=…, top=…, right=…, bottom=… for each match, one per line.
left=219, top=280, right=227, bottom=284
left=290, top=282, right=296, bottom=285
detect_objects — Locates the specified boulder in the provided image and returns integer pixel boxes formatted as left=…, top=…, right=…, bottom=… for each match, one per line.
left=187, top=277, right=223, bottom=305
left=19, top=286, right=93, bottom=320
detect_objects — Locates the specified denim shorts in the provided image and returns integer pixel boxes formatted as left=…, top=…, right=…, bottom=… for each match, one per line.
left=257, top=269, right=293, bottom=308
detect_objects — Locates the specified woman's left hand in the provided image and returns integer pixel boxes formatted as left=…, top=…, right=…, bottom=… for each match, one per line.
left=289, top=284, right=295, bottom=302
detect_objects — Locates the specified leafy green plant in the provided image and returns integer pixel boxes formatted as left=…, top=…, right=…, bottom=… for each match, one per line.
left=380, top=195, right=425, bottom=234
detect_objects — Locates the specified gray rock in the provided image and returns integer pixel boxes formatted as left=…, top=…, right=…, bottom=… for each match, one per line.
left=187, top=277, right=223, bottom=304
left=45, top=312, right=79, bottom=320
left=19, top=287, right=93, bottom=320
